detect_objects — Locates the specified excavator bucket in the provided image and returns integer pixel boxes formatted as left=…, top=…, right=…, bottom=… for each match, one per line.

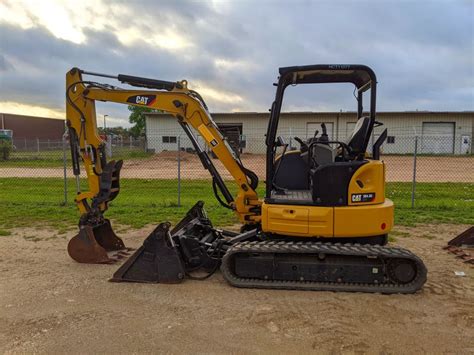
left=110, top=201, right=210, bottom=283
left=110, top=222, right=185, bottom=283
left=67, top=219, right=126, bottom=264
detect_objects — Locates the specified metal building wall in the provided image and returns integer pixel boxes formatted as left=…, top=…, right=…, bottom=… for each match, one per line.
left=145, top=112, right=473, bottom=155
left=1, top=113, right=65, bottom=139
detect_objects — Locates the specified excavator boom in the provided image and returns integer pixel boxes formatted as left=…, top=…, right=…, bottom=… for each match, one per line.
left=66, top=68, right=260, bottom=264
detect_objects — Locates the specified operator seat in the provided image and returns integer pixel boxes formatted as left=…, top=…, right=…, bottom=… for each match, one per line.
left=345, top=116, right=371, bottom=159
left=310, top=116, right=372, bottom=206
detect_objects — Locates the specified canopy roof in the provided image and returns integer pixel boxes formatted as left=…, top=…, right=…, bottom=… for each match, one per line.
left=278, top=64, right=376, bottom=90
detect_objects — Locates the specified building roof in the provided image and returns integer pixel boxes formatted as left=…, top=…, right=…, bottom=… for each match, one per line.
left=146, top=110, right=474, bottom=117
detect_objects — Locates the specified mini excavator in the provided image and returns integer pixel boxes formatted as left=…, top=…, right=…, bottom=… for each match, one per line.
left=66, top=64, right=427, bottom=293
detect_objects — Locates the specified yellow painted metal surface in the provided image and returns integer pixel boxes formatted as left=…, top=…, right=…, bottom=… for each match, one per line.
left=266, top=205, right=310, bottom=234
left=262, top=199, right=393, bottom=238
left=347, top=160, right=385, bottom=205
left=308, top=206, right=334, bottom=236
left=334, top=199, right=394, bottom=237
left=262, top=202, right=333, bottom=237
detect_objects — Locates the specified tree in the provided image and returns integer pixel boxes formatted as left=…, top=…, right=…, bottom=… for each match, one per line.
left=0, top=140, right=12, bottom=160
left=128, top=105, right=157, bottom=138
left=98, top=126, right=131, bottom=138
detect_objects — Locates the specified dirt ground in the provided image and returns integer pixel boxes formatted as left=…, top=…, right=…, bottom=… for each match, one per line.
left=1, top=153, right=473, bottom=183
left=1, top=223, right=473, bottom=354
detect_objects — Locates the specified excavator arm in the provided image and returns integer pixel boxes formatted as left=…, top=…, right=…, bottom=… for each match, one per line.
left=66, top=68, right=260, bottom=263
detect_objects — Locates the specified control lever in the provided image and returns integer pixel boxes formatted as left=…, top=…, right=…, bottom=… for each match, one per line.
left=319, top=123, right=329, bottom=144
left=294, top=137, right=308, bottom=153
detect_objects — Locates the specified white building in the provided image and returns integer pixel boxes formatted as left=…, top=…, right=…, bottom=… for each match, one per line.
left=145, top=111, right=474, bottom=155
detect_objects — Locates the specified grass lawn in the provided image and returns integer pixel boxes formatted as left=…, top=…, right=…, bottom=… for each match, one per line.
left=0, top=178, right=472, bottom=232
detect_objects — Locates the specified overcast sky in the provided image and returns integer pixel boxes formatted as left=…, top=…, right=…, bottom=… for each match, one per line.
left=0, top=0, right=473, bottom=127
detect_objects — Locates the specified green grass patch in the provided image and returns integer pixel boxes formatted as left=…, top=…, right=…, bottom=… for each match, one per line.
left=387, top=182, right=474, bottom=225
left=0, top=178, right=472, bottom=232
left=0, top=229, right=11, bottom=236
left=0, top=178, right=246, bottom=231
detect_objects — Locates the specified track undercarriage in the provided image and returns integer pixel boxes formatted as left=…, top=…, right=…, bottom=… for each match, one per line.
left=111, top=202, right=427, bottom=294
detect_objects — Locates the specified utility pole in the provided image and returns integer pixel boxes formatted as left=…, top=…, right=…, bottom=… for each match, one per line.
left=103, top=114, right=108, bottom=133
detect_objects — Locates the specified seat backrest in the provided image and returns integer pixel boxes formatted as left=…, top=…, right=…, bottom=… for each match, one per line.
left=345, top=116, right=371, bottom=156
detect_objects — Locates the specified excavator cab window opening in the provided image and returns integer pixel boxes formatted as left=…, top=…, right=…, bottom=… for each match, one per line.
left=265, top=64, right=378, bottom=198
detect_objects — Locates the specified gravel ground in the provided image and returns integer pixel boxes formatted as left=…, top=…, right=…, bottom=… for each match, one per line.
left=0, top=223, right=473, bottom=353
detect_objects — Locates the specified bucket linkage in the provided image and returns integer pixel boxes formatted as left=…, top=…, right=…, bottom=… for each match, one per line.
left=68, top=160, right=132, bottom=264
left=110, top=201, right=257, bottom=283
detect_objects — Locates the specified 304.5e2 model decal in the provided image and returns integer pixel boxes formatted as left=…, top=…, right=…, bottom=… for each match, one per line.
left=126, top=95, right=157, bottom=106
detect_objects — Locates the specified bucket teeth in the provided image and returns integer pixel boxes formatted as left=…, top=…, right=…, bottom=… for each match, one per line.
left=445, top=227, right=474, bottom=265
left=92, top=219, right=125, bottom=251
left=67, top=220, right=126, bottom=264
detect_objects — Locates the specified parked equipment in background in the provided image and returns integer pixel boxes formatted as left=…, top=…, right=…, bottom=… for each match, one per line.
left=444, top=226, right=474, bottom=264
left=65, top=64, right=427, bottom=294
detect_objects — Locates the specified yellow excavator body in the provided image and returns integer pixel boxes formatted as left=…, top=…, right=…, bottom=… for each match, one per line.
left=262, top=160, right=393, bottom=238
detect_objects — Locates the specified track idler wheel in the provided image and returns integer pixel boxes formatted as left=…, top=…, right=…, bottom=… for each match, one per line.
left=67, top=219, right=126, bottom=264
left=387, top=258, right=417, bottom=284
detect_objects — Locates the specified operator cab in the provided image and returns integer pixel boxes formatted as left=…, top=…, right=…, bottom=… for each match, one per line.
left=266, top=65, right=387, bottom=207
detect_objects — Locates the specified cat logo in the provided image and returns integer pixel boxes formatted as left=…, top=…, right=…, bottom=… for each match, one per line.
left=126, top=95, right=157, bottom=106
left=136, top=96, right=149, bottom=105
left=351, top=193, right=375, bottom=203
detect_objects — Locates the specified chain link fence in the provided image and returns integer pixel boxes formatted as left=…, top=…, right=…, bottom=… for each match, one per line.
left=1, top=126, right=472, bottom=217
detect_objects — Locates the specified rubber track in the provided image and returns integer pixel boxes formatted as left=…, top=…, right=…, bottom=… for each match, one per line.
left=221, top=241, right=427, bottom=294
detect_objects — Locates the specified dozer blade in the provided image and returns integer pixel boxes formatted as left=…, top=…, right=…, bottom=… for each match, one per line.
left=110, top=222, right=186, bottom=283
left=68, top=219, right=126, bottom=264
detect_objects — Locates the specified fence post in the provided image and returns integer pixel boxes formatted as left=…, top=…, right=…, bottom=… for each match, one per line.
left=411, top=136, right=418, bottom=208
left=289, top=127, right=292, bottom=150
left=62, top=133, right=68, bottom=205
left=106, top=135, right=112, bottom=157
left=36, top=138, right=40, bottom=153
left=177, top=136, right=181, bottom=207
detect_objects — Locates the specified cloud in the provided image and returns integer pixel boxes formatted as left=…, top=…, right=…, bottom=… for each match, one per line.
left=0, top=101, right=64, bottom=119
left=0, top=0, right=472, bottom=127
